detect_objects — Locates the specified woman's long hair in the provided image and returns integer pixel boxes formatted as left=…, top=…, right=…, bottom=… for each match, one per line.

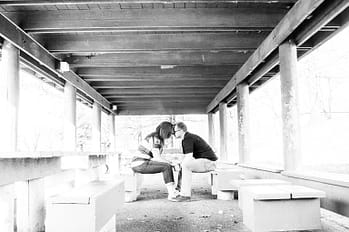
left=145, top=121, right=173, bottom=145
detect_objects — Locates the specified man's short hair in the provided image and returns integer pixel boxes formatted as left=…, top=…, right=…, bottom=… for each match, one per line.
left=176, top=122, right=187, bottom=132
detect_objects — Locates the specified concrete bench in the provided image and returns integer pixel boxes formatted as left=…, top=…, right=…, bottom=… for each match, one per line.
left=230, top=179, right=290, bottom=208
left=241, top=184, right=326, bottom=232
left=120, top=171, right=143, bottom=202
left=46, top=179, right=124, bottom=232
left=210, top=169, right=247, bottom=200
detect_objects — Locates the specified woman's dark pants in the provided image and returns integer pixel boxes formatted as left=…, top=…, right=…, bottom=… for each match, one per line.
left=132, top=160, right=174, bottom=184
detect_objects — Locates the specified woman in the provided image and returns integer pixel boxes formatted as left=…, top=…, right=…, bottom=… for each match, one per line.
left=130, top=121, right=178, bottom=200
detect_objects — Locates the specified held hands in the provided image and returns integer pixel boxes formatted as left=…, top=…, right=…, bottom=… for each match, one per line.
left=170, top=161, right=181, bottom=172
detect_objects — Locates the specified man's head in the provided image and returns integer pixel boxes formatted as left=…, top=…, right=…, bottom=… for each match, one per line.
left=173, top=122, right=187, bottom=139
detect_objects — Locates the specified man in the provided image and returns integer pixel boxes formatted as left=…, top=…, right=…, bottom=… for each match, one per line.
left=171, top=122, right=218, bottom=202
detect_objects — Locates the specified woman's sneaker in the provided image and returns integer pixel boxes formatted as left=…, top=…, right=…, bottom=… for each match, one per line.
left=167, top=190, right=180, bottom=201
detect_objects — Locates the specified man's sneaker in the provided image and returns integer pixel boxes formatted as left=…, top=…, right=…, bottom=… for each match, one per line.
left=169, top=195, right=191, bottom=202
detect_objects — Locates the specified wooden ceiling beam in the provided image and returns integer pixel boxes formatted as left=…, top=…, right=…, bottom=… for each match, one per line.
left=84, top=75, right=232, bottom=81
left=117, top=106, right=207, bottom=115
left=105, top=94, right=215, bottom=98
left=98, top=88, right=220, bottom=95
left=77, top=65, right=238, bottom=77
left=0, top=12, right=112, bottom=111
left=0, top=0, right=298, bottom=7
left=294, top=0, right=349, bottom=46
left=116, top=102, right=208, bottom=107
left=40, top=32, right=268, bottom=53
left=207, top=0, right=327, bottom=113
left=92, top=80, right=227, bottom=88
left=9, top=8, right=286, bottom=34
left=64, top=51, right=250, bottom=68
left=110, top=97, right=212, bottom=103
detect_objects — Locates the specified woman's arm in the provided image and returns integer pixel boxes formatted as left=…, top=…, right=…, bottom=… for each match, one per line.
left=151, top=148, right=172, bottom=164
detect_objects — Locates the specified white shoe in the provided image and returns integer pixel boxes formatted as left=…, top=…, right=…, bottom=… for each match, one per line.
left=168, top=190, right=180, bottom=201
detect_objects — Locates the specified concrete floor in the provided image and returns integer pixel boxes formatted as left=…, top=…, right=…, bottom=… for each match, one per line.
left=114, top=173, right=349, bottom=232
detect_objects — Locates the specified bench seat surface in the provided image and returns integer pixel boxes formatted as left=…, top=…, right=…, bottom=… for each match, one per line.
left=243, top=184, right=326, bottom=200
left=50, top=180, right=124, bottom=204
left=231, top=179, right=290, bottom=189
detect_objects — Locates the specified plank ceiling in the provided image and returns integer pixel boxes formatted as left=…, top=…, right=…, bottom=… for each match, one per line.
left=0, top=0, right=348, bottom=115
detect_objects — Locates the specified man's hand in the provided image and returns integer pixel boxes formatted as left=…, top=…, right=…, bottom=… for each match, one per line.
left=171, top=163, right=181, bottom=172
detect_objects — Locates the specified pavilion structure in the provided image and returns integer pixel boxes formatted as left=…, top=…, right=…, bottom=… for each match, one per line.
left=0, top=0, right=348, bottom=231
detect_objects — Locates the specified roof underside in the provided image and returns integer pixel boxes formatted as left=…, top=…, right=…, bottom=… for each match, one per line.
left=0, top=0, right=348, bottom=115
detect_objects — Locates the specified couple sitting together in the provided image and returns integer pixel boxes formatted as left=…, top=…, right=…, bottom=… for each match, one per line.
left=130, top=121, right=218, bottom=202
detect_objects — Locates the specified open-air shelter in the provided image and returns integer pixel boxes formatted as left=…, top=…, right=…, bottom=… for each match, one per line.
left=0, top=0, right=348, bottom=231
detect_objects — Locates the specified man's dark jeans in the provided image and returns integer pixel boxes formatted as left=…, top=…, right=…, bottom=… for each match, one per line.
left=132, top=160, right=174, bottom=184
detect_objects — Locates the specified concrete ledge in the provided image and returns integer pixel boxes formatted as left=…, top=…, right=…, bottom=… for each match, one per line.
left=0, top=151, right=121, bottom=158
left=238, top=163, right=283, bottom=173
left=282, top=171, right=349, bottom=188
left=0, top=157, right=61, bottom=186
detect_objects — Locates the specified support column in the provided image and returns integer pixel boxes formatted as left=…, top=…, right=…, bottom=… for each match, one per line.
left=219, top=103, right=228, bottom=161
left=208, top=113, right=215, bottom=149
left=0, top=184, right=14, bottom=232
left=92, top=102, right=102, bottom=152
left=279, top=40, right=301, bottom=171
left=107, top=114, right=120, bottom=175
left=0, top=40, right=20, bottom=152
left=237, top=83, right=250, bottom=164
left=16, top=179, right=45, bottom=232
left=63, top=82, right=77, bottom=151
left=110, top=114, right=116, bottom=152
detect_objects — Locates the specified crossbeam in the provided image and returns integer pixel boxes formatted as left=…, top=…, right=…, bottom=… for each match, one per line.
left=0, top=0, right=298, bottom=6
left=64, top=51, right=249, bottom=68
left=8, top=8, right=286, bottom=33
left=0, top=13, right=112, bottom=111
left=42, top=32, right=268, bottom=53
left=206, top=0, right=327, bottom=112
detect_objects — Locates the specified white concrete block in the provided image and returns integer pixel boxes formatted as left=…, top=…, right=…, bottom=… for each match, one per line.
left=121, top=171, right=143, bottom=192
left=241, top=185, right=325, bottom=232
left=46, top=179, right=124, bottom=232
left=211, top=169, right=244, bottom=191
left=125, top=191, right=138, bottom=203
left=99, top=215, right=116, bottom=232
left=231, top=179, right=291, bottom=208
left=245, top=198, right=322, bottom=232
left=217, top=190, right=234, bottom=201
left=0, top=184, right=14, bottom=232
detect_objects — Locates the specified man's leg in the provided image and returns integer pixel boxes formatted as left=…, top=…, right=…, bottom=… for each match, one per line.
left=180, top=158, right=216, bottom=197
left=176, top=168, right=182, bottom=191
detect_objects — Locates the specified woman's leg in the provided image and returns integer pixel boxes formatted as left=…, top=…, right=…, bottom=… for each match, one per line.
left=132, top=160, right=174, bottom=184
left=132, top=160, right=178, bottom=199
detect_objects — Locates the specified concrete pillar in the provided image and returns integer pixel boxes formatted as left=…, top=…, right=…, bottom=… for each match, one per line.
left=110, top=114, right=116, bottom=152
left=0, top=40, right=20, bottom=152
left=16, top=179, right=45, bottom=232
left=208, top=113, right=215, bottom=149
left=106, top=114, right=120, bottom=175
left=0, top=184, right=15, bottom=232
left=63, top=82, right=77, bottom=151
left=279, top=40, right=301, bottom=171
left=219, top=103, right=228, bottom=161
left=237, top=83, right=250, bottom=164
left=92, top=102, right=102, bottom=152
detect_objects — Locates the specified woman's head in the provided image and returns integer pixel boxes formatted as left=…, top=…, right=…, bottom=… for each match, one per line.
left=156, top=121, right=174, bottom=140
